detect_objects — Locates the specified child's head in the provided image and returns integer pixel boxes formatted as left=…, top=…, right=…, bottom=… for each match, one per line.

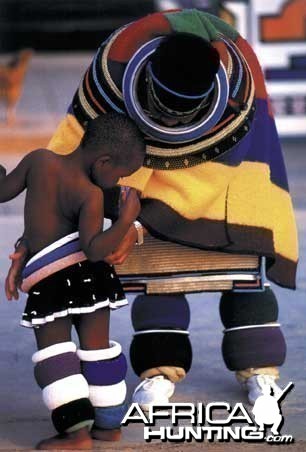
left=81, top=112, right=145, bottom=188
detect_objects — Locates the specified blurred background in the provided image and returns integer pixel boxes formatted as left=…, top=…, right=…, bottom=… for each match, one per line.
left=0, top=1, right=305, bottom=449
left=0, top=0, right=305, bottom=145
left=0, top=0, right=305, bottom=148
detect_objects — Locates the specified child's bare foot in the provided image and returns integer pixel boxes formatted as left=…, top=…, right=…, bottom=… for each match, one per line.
left=36, top=427, right=93, bottom=450
left=91, top=428, right=121, bottom=441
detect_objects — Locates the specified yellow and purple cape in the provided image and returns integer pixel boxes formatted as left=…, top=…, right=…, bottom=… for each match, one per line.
left=47, top=10, right=298, bottom=289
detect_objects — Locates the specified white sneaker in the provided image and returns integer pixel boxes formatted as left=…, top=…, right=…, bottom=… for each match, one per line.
left=132, top=375, right=175, bottom=411
left=243, top=374, right=282, bottom=405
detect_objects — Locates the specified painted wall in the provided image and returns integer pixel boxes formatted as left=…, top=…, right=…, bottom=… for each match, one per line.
left=224, top=0, right=306, bottom=136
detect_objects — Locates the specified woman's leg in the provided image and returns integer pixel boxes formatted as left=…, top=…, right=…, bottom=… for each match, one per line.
left=33, top=317, right=94, bottom=450
left=75, top=308, right=127, bottom=441
left=219, top=287, right=286, bottom=404
left=130, top=294, right=192, bottom=409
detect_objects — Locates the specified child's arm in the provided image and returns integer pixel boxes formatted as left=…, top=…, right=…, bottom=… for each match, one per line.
left=104, top=223, right=148, bottom=265
left=0, top=152, right=34, bottom=202
left=79, top=186, right=140, bottom=262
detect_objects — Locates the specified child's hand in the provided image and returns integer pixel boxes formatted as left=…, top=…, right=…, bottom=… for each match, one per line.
left=5, top=243, right=28, bottom=301
left=119, top=188, right=141, bottom=224
left=0, top=164, right=6, bottom=178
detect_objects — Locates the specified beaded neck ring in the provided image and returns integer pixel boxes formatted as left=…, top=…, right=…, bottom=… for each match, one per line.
left=123, top=37, right=229, bottom=144
left=146, top=64, right=212, bottom=119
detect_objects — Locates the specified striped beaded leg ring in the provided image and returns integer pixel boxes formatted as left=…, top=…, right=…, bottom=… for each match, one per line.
left=32, top=341, right=95, bottom=434
left=78, top=341, right=128, bottom=431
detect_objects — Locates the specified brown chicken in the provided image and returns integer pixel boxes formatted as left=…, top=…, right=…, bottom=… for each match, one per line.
left=0, top=49, right=33, bottom=125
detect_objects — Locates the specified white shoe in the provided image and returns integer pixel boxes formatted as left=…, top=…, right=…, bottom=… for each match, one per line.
left=132, top=375, right=175, bottom=411
left=243, top=374, right=282, bottom=405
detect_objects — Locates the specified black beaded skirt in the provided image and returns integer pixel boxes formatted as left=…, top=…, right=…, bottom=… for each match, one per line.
left=21, top=260, right=127, bottom=328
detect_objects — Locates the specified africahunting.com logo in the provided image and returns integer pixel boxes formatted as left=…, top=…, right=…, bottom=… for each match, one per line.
left=122, top=382, right=294, bottom=444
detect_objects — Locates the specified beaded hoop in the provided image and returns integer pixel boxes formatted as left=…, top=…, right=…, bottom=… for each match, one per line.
left=123, top=37, right=229, bottom=144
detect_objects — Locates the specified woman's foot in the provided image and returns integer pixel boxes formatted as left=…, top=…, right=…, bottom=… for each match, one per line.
left=36, top=427, right=93, bottom=450
left=91, top=428, right=121, bottom=441
left=132, top=376, right=175, bottom=411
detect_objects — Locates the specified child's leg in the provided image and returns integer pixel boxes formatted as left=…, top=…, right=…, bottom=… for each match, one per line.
left=74, top=306, right=110, bottom=350
left=75, top=308, right=127, bottom=441
left=34, top=316, right=71, bottom=349
left=33, top=317, right=94, bottom=450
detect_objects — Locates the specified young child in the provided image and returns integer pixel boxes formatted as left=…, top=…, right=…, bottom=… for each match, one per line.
left=0, top=112, right=145, bottom=450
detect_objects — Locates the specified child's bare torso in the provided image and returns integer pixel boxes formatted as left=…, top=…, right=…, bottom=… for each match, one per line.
left=24, top=149, right=97, bottom=256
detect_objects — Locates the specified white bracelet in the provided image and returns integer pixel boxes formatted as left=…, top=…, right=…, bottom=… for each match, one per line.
left=133, top=220, right=144, bottom=245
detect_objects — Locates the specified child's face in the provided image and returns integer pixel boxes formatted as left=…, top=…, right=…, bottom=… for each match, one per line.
left=91, top=155, right=143, bottom=189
